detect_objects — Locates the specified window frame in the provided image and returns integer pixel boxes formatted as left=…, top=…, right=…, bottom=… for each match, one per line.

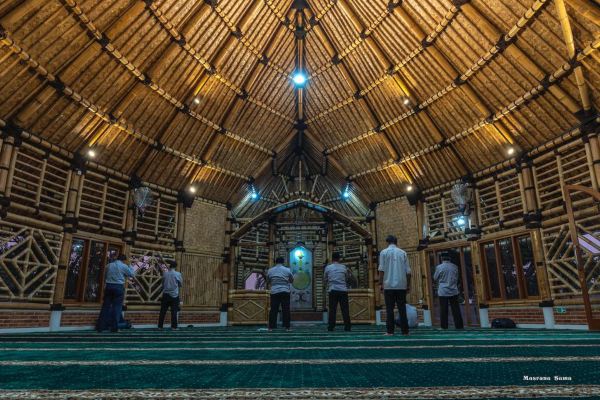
left=480, top=233, right=540, bottom=302
left=64, top=237, right=123, bottom=304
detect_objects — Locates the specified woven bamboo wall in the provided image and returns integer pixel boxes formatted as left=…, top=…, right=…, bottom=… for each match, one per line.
left=376, top=197, right=418, bottom=251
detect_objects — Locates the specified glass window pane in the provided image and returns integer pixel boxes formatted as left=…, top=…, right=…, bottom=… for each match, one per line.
left=83, top=241, right=106, bottom=302
left=499, top=238, right=519, bottom=299
left=484, top=242, right=501, bottom=299
left=244, top=272, right=266, bottom=290
left=519, top=236, right=539, bottom=297
left=65, top=239, right=85, bottom=300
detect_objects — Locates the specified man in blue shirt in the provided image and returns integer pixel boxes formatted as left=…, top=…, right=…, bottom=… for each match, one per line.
left=97, top=254, right=135, bottom=332
left=324, top=252, right=351, bottom=332
left=266, top=257, right=294, bottom=331
left=433, top=251, right=464, bottom=329
left=158, top=260, right=183, bottom=330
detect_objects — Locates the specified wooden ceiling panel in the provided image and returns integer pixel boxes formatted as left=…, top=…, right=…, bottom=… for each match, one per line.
left=0, top=0, right=597, bottom=210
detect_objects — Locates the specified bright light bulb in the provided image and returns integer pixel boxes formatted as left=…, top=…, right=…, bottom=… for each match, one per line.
left=250, top=191, right=258, bottom=200
left=507, top=146, right=515, bottom=156
left=406, top=184, right=413, bottom=192
left=403, top=98, right=410, bottom=106
left=193, top=97, right=201, bottom=105
left=342, top=190, right=350, bottom=199
left=188, top=186, right=197, bottom=194
left=456, top=216, right=466, bottom=227
left=295, top=249, right=303, bottom=258
left=87, top=149, right=96, bottom=158
left=292, top=72, right=307, bottom=86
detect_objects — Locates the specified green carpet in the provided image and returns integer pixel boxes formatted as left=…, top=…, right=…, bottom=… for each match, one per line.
left=0, top=326, right=599, bottom=399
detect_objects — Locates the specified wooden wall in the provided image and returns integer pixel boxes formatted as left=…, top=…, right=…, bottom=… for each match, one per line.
left=384, top=134, right=600, bottom=327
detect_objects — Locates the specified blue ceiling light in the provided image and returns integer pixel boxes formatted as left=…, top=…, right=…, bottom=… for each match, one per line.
left=455, top=216, right=466, bottom=227
left=342, top=182, right=351, bottom=200
left=292, top=71, right=307, bottom=87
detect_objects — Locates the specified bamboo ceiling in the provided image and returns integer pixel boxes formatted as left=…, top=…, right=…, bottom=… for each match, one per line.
left=0, top=0, right=598, bottom=208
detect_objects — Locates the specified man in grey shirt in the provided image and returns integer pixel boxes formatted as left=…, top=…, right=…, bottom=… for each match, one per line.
left=97, top=254, right=135, bottom=332
left=433, top=251, right=464, bottom=329
left=159, top=260, right=183, bottom=330
left=267, top=257, right=294, bottom=331
left=324, top=252, right=351, bottom=331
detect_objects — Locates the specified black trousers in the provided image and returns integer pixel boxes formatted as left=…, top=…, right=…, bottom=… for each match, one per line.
left=328, top=290, right=351, bottom=331
left=158, top=294, right=179, bottom=329
left=439, top=295, right=464, bottom=329
left=269, top=292, right=291, bottom=329
left=384, top=289, right=408, bottom=334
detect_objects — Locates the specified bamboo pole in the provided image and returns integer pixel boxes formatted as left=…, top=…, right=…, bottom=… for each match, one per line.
left=52, top=233, right=72, bottom=306
left=555, top=0, right=592, bottom=111
left=0, top=131, right=18, bottom=218
left=586, top=134, right=600, bottom=190
left=462, top=2, right=580, bottom=114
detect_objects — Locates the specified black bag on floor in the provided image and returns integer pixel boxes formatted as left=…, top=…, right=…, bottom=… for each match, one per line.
left=491, top=318, right=516, bottom=329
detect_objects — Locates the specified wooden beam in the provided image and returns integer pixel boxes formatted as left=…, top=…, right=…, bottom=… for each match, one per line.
left=555, top=0, right=592, bottom=111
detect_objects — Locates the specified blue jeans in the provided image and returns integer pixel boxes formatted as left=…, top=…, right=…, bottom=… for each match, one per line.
left=98, top=283, right=125, bottom=331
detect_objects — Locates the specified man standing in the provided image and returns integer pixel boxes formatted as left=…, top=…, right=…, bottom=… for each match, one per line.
left=158, top=260, right=183, bottom=330
left=434, top=251, right=464, bottom=329
left=324, top=252, right=351, bottom=332
left=267, top=256, right=294, bottom=332
left=378, top=235, right=411, bottom=336
left=97, top=254, right=135, bottom=332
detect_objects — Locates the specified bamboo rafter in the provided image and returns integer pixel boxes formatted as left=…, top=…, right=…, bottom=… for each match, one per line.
left=350, top=36, right=600, bottom=180
left=307, top=0, right=460, bottom=84
left=143, top=0, right=292, bottom=124
left=209, top=1, right=290, bottom=78
left=0, top=29, right=252, bottom=181
left=326, top=0, right=552, bottom=155
left=59, top=0, right=277, bottom=155
left=264, top=0, right=296, bottom=32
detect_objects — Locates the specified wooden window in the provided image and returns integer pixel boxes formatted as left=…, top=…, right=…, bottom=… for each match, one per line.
left=64, top=238, right=122, bottom=303
left=480, top=234, right=540, bottom=301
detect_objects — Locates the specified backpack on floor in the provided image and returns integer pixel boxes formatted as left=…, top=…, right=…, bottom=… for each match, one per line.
left=491, top=318, right=516, bottom=329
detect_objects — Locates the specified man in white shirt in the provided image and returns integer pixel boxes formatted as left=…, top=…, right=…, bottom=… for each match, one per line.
left=378, top=235, right=411, bottom=336
left=434, top=251, right=464, bottom=329
left=324, top=252, right=351, bottom=332
left=267, top=257, right=294, bottom=331
left=158, top=260, right=183, bottom=330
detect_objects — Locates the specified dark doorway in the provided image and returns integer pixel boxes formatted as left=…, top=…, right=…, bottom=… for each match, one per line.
left=428, top=246, right=479, bottom=327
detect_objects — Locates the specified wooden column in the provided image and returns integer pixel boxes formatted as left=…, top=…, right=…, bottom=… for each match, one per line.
left=531, top=228, right=552, bottom=301
left=174, top=197, right=188, bottom=266
left=222, top=205, right=234, bottom=316
left=53, top=155, right=86, bottom=305
left=416, top=199, right=431, bottom=312
left=584, top=133, right=600, bottom=191
left=267, top=219, right=276, bottom=267
left=519, top=157, right=542, bottom=228
left=0, top=129, right=20, bottom=218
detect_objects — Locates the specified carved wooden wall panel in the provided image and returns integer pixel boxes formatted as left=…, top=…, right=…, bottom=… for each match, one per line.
left=0, top=222, right=62, bottom=304
left=229, top=290, right=269, bottom=325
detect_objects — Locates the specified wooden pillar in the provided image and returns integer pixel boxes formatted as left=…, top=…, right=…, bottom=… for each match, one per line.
left=267, top=219, right=276, bottom=267
left=174, top=197, right=188, bottom=266
left=222, top=205, right=234, bottom=319
left=519, top=157, right=542, bottom=228
left=53, top=155, right=86, bottom=306
left=0, top=128, right=21, bottom=218
left=416, top=199, right=431, bottom=312
left=584, top=133, right=600, bottom=191
left=123, top=180, right=139, bottom=248
left=532, top=228, right=552, bottom=301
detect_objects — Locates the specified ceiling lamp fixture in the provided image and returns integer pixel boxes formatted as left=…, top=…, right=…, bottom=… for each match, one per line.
left=506, top=146, right=516, bottom=157
left=455, top=216, right=467, bottom=227
left=406, top=184, right=414, bottom=192
left=193, top=97, right=201, bottom=105
left=87, top=149, right=96, bottom=159
left=292, top=71, right=307, bottom=87
left=403, top=97, right=410, bottom=106
left=188, top=185, right=197, bottom=194
left=342, top=182, right=351, bottom=200
left=249, top=183, right=259, bottom=200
